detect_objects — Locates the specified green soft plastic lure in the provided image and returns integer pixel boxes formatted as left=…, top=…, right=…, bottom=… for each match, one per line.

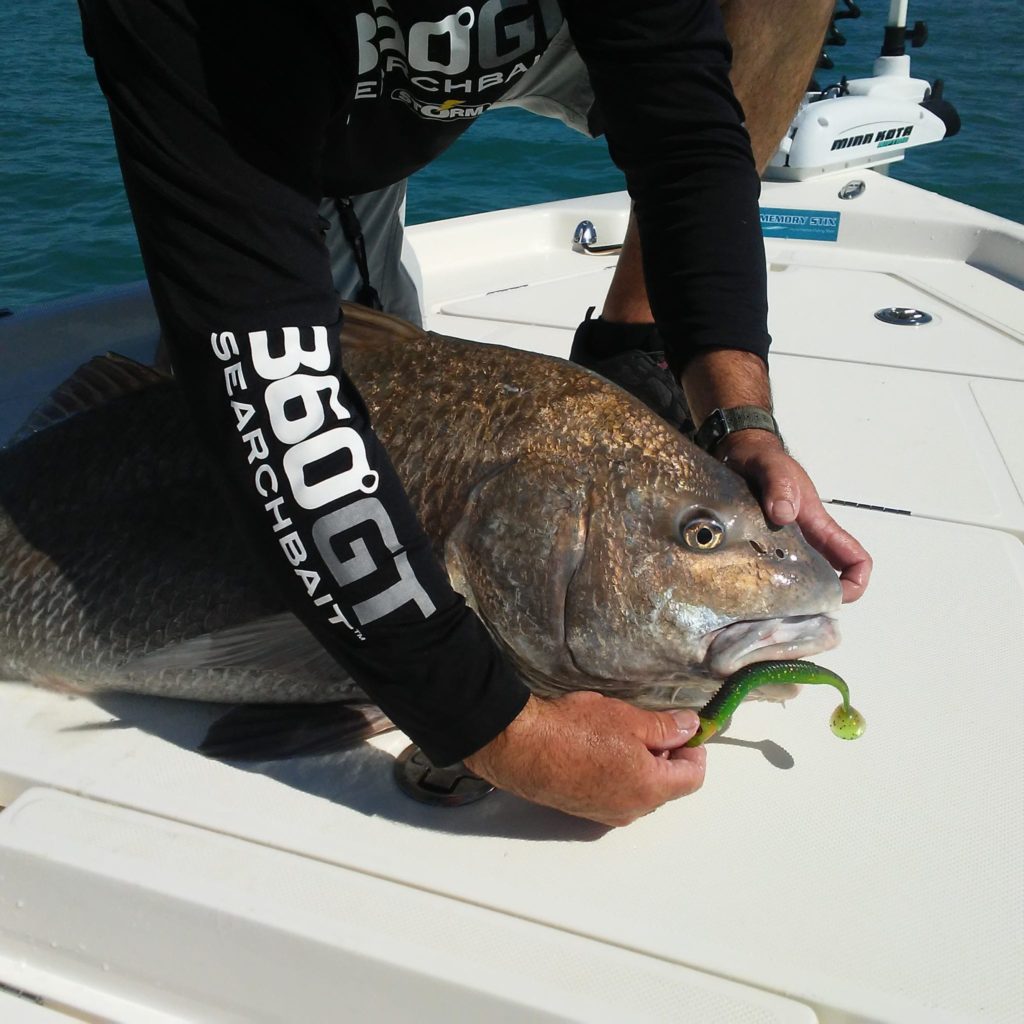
left=684, top=660, right=865, bottom=747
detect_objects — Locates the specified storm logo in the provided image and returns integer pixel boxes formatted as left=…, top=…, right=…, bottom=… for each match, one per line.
left=392, top=88, right=490, bottom=120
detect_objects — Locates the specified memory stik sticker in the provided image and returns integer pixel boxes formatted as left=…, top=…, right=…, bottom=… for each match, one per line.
left=760, top=208, right=841, bottom=242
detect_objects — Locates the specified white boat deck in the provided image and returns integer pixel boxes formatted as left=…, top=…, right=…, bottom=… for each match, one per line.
left=1, top=171, right=1022, bottom=1022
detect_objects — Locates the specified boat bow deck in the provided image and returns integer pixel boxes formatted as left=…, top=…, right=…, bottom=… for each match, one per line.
left=1, top=171, right=1022, bottom=1022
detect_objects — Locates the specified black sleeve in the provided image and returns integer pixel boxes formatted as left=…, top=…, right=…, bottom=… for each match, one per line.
left=78, top=0, right=529, bottom=766
left=560, top=0, right=770, bottom=373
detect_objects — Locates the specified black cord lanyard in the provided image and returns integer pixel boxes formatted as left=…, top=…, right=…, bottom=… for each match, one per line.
left=334, top=196, right=383, bottom=311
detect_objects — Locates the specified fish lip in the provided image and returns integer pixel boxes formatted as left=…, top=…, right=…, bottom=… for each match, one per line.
left=558, top=613, right=840, bottom=690
left=702, top=614, right=841, bottom=678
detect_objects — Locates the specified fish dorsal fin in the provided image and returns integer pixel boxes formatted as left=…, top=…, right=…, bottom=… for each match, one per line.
left=339, top=301, right=426, bottom=352
left=9, top=352, right=168, bottom=444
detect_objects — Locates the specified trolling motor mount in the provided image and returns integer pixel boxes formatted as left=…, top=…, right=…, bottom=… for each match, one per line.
left=767, top=1, right=959, bottom=181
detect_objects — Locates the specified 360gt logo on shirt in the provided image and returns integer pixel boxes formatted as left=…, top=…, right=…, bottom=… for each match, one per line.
left=211, top=326, right=436, bottom=639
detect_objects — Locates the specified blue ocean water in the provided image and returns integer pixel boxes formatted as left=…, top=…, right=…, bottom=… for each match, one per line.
left=1, top=1, right=1021, bottom=311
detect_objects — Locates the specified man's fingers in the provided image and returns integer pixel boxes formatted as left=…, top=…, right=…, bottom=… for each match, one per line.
left=637, top=707, right=700, bottom=752
left=637, top=712, right=706, bottom=804
left=635, top=745, right=707, bottom=813
left=839, top=568, right=869, bottom=603
left=798, top=502, right=874, bottom=603
left=598, top=744, right=708, bottom=826
left=765, top=484, right=799, bottom=525
left=466, top=694, right=709, bottom=827
left=765, top=452, right=820, bottom=528
left=724, top=443, right=800, bottom=525
left=836, top=554, right=872, bottom=601
left=726, top=440, right=874, bottom=603
left=638, top=745, right=704, bottom=806
left=651, top=745, right=707, bottom=798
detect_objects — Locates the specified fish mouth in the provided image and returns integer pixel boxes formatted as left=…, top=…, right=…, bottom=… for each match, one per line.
left=703, top=614, right=841, bottom=678
left=520, top=613, right=839, bottom=711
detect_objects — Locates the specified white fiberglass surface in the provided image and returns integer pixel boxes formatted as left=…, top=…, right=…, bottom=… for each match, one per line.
left=0, top=790, right=818, bottom=1024
left=0, top=987, right=71, bottom=1023
left=438, top=262, right=1024, bottom=381
left=770, top=354, right=1024, bottom=537
left=1, top=508, right=1022, bottom=1023
left=970, top=377, right=1024, bottom=502
left=765, top=264, right=1024, bottom=378
left=424, top=173, right=1024, bottom=382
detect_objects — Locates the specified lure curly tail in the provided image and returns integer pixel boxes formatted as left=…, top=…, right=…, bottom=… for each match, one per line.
left=684, top=660, right=865, bottom=747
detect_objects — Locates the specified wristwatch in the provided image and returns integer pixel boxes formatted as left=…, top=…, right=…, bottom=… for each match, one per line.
left=693, top=406, right=781, bottom=453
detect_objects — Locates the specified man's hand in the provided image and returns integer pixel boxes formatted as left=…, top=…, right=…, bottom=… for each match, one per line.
left=718, top=430, right=873, bottom=603
left=680, top=348, right=872, bottom=604
left=464, top=692, right=707, bottom=827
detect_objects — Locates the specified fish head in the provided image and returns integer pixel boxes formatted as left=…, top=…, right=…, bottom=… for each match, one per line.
left=559, top=444, right=842, bottom=707
left=448, top=433, right=841, bottom=709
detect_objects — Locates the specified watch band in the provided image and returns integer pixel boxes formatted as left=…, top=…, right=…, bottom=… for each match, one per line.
left=693, top=406, right=780, bottom=453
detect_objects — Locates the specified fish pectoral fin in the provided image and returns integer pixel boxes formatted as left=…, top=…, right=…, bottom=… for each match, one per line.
left=199, top=701, right=394, bottom=761
left=123, top=613, right=338, bottom=678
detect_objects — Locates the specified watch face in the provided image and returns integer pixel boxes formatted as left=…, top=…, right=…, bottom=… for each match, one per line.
left=693, top=409, right=725, bottom=451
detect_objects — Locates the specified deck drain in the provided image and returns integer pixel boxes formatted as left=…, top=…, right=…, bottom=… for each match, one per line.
left=874, top=306, right=933, bottom=326
left=394, top=744, right=494, bottom=806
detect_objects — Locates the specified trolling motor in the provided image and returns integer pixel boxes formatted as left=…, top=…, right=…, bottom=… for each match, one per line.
left=766, top=0, right=960, bottom=181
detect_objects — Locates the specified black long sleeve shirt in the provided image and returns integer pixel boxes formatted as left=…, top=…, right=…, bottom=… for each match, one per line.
left=80, top=0, right=768, bottom=765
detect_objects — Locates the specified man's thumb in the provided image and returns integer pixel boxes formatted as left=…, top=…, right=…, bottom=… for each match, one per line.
left=641, top=708, right=700, bottom=751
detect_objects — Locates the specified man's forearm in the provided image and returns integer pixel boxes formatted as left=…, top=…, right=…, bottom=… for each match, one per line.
left=598, top=0, right=833, bottom=338
left=681, top=347, right=772, bottom=428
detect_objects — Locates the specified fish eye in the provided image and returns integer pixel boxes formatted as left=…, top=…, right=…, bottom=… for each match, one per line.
left=680, top=516, right=725, bottom=551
